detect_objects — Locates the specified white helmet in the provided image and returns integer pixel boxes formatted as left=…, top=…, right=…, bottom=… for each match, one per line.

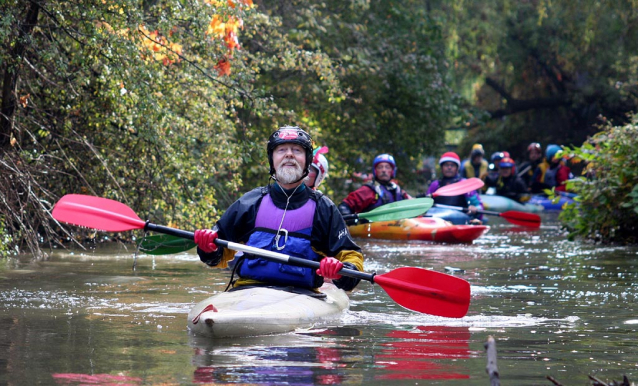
left=310, top=147, right=329, bottom=188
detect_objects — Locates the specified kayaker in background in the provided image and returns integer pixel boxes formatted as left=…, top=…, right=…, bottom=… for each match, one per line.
left=338, top=153, right=411, bottom=216
left=459, top=143, right=488, bottom=180
left=518, top=142, right=549, bottom=193
left=194, top=126, right=364, bottom=292
left=484, top=151, right=505, bottom=193
left=544, top=144, right=573, bottom=192
left=305, top=146, right=329, bottom=190
left=484, top=157, right=529, bottom=202
left=426, top=152, right=484, bottom=219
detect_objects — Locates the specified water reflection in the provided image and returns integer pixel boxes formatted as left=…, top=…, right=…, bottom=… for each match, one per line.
left=190, top=328, right=361, bottom=385
left=375, top=326, right=470, bottom=381
left=190, top=326, right=472, bottom=384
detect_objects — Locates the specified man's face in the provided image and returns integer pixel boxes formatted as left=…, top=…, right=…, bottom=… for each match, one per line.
left=500, top=167, right=513, bottom=177
left=374, top=162, right=394, bottom=182
left=305, top=167, right=318, bottom=188
left=273, top=144, right=306, bottom=184
left=441, top=161, right=458, bottom=178
left=529, top=149, right=541, bottom=161
left=472, top=155, right=483, bottom=165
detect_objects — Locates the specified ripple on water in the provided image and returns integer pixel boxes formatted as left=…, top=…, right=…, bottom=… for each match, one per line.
left=341, top=309, right=579, bottom=329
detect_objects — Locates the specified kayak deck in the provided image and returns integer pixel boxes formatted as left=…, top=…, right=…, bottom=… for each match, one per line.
left=349, top=217, right=489, bottom=244
left=480, top=194, right=544, bottom=213
left=528, top=194, right=575, bottom=211
left=187, top=283, right=349, bottom=338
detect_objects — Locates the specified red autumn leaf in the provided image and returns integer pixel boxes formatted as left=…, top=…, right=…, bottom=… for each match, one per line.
left=214, top=58, right=231, bottom=76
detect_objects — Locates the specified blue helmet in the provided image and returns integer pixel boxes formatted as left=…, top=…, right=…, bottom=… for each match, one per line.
left=490, top=152, right=505, bottom=164
left=372, top=154, right=396, bottom=178
left=546, top=144, right=561, bottom=161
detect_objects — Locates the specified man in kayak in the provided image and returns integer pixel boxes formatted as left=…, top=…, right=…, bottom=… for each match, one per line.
left=484, top=157, right=529, bottom=202
left=484, top=151, right=505, bottom=193
left=426, top=152, right=483, bottom=219
left=460, top=144, right=488, bottom=180
left=304, top=146, right=329, bottom=190
left=337, top=153, right=411, bottom=216
left=543, top=144, right=573, bottom=192
left=193, top=127, right=364, bottom=292
left=518, top=142, right=549, bottom=193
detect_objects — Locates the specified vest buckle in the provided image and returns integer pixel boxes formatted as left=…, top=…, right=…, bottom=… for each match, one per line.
left=274, top=229, right=288, bottom=250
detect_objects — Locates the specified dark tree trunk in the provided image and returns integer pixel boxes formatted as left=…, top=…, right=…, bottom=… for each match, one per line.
left=0, top=1, right=41, bottom=149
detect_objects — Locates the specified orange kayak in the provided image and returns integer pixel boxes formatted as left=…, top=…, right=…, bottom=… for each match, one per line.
left=348, top=217, right=489, bottom=244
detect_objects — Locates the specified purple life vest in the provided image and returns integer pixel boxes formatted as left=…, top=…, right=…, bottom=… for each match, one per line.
left=365, top=182, right=404, bottom=210
left=238, top=193, right=321, bottom=288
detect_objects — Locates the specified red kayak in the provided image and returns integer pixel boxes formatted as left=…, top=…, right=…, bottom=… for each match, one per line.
left=349, top=217, right=489, bottom=244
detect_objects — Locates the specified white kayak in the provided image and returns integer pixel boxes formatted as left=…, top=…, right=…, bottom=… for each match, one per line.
left=187, top=283, right=350, bottom=338
left=480, top=194, right=544, bottom=213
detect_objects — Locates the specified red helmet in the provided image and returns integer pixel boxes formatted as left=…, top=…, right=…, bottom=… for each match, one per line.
left=499, top=157, right=516, bottom=174
left=310, top=147, right=329, bottom=188
left=499, top=157, right=515, bottom=168
left=439, top=152, right=460, bottom=168
left=527, top=142, right=542, bottom=153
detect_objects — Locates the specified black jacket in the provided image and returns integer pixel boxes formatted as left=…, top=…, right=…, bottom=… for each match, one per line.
left=198, top=183, right=364, bottom=291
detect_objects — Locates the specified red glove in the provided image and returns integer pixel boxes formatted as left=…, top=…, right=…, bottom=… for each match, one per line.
left=316, top=257, right=343, bottom=280
left=194, top=229, right=218, bottom=253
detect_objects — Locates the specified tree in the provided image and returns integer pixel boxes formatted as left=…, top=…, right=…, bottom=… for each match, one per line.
left=0, top=0, right=341, bottom=256
left=435, top=1, right=638, bottom=159
left=244, top=0, right=458, bottom=193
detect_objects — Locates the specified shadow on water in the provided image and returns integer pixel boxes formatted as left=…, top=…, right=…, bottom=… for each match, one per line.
left=1, top=213, right=638, bottom=384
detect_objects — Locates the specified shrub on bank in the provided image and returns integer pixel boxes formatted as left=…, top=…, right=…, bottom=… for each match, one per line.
left=559, top=115, right=638, bottom=243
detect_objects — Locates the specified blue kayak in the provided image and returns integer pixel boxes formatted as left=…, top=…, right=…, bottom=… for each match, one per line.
left=424, top=207, right=472, bottom=225
left=528, top=194, right=576, bottom=211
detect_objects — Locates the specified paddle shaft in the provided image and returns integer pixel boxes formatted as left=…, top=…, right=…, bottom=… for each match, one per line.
left=517, top=164, right=532, bottom=178
left=433, top=204, right=500, bottom=216
left=432, top=203, right=541, bottom=228
left=144, top=222, right=375, bottom=282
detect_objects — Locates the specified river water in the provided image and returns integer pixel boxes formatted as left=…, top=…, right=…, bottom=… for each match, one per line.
left=1, top=213, right=637, bottom=385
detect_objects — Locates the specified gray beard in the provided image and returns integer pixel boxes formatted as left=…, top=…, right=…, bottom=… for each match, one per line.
left=276, top=164, right=304, bottom=184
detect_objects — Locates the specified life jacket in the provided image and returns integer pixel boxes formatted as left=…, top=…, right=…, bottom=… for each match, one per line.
left=433, top=176, right=468, bottom=208
left=364, top=181, right=404, bottom=210
left=544, top=164, right=560, bottom=188
left=238, top=193, right=322, bottom=289
left=462, top=159, right=488, bottom=179
left=495, top=176, right=517, bottom=197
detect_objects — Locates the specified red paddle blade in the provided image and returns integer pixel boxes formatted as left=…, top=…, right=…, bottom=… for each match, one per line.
left=500, top=211, right=541, bottom=228
left=373, top=267, right=470, bottom=318
left=432, top=178, right=484, bottom=197
left=52, top=194, right=146, bottom=232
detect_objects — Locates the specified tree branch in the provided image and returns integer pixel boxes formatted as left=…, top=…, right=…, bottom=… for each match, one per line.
left=485, top=77, right=571, bottom=119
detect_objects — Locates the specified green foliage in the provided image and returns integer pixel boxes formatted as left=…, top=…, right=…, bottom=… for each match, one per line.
left=250, top=1, right=457, bottom=191
left=557, top=115, right=638, bottom=243
left=439, top=1, right=638, bottom=159
left=0, top=0, right=344, bottom=254
left=0, top=216, right=13, bottom=258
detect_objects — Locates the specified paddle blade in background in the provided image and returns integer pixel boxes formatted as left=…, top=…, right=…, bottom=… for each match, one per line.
left=139, top=234, right=196, bottom=255
left=432, top=178, right=484, bottom=197
left=358, top=197, right=434, bottom=222
left=52, top=194, right=146, bottom=232
left=500, top=211, right=541, bottom=228
left=373, top=267, right=471, bottom=318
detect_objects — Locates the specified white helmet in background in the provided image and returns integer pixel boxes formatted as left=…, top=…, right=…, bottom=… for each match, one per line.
left=310, top=147, right=329, bottom=188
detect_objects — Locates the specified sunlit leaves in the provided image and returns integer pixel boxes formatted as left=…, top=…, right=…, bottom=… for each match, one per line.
left=559, top=115, right=638, bottom=243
